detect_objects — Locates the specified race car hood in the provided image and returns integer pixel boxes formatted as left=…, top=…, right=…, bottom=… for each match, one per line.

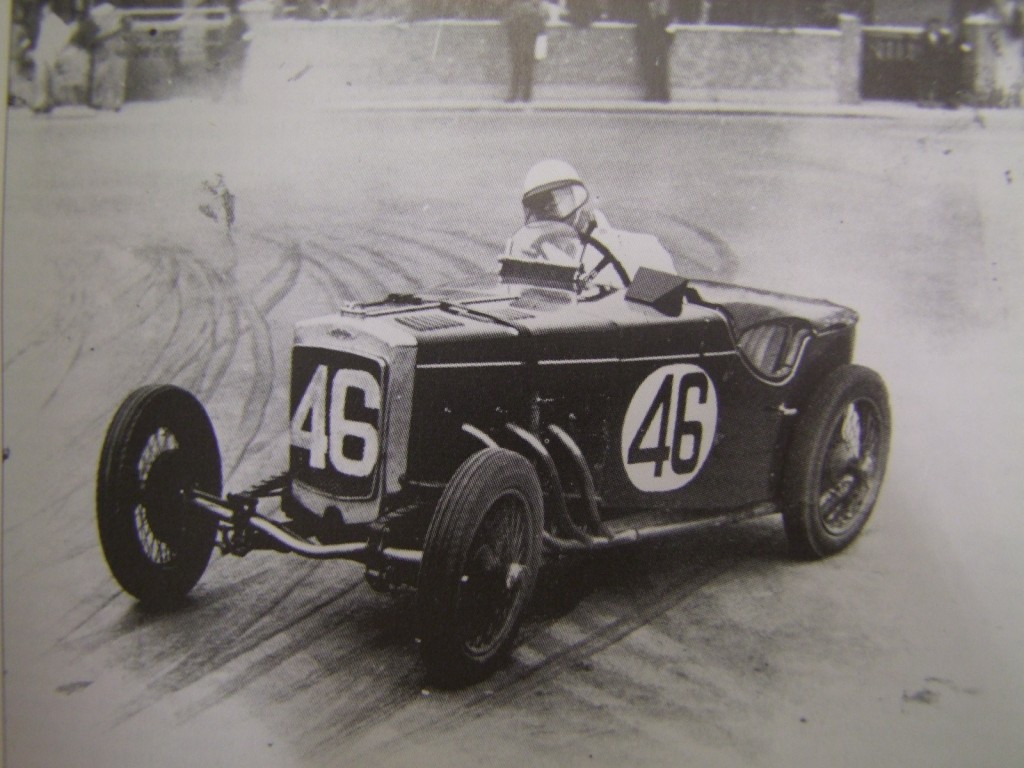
left=686, top=279, right=858, bottom=336
left=294, top=273, right=858, bottom=365
left=309, top=277, right=725, bottom=364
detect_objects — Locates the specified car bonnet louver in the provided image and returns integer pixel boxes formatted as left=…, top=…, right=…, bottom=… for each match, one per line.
left=394, top=312, right=465, bottom=332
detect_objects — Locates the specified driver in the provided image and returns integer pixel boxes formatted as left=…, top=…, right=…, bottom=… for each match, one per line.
left=517, top=159, right=677, bottom=281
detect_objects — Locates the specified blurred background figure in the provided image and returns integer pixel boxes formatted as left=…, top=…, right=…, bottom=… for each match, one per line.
left=916, top=17, right=956, bottom=107
left=30, top=0, right=77, bottom=113
left=83, top=2, right=131, bottom=110
left=635, top=0, right=673, bottom=102
left=564, top=0, right=599, bottom=26
left=504, top=0, right=547, bottom=102
left=8, top=1, right=37, bottom=106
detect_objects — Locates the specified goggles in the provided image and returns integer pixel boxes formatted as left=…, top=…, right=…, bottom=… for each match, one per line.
left=523, top=183, right=589, bottom=224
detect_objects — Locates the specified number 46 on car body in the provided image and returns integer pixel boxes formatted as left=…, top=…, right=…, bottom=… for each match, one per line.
left=621, top=363, right=718, bottom=493
left=290, top=364, right=381, bottom=477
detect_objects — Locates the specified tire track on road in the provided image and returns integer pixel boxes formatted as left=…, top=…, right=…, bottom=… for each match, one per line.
left=155, top=257, right=229, bottom=394
left=314, top=533, right=765, bottom=760
left=218, top=237, right=303, bottom=481
left=113, top=574, right=368, bottom=725
left=176, top=593, right=421, bottom=728
left=422, top=225, right=505, bottom=256
left=299, top=238, right=380, bottom=305
left=383, top=230, right=496, bottom=279
left=2, top=259, right=158, bottom=370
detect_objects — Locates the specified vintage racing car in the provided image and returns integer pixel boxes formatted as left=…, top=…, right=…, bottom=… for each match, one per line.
left=97, top=220, right=891, bottom=686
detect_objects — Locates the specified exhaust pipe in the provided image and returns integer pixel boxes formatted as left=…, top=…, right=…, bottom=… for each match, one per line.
left=542, top=501, right=778, bottom=554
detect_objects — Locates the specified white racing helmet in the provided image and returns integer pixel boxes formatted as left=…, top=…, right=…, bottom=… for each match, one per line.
left=521, top=159, right=594, bottom=233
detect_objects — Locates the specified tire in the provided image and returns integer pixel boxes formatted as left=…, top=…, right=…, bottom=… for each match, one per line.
left=782, top=364, right=891, bottom=560
left=418, top=448, right=543, bottom=687
left=97, top=385, right=221, bottom=605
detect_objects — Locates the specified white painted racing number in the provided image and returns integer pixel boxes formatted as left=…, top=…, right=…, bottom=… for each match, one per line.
left=621, top=363, right=718, bottom=492
left=291, top=365, right=381, bottom=477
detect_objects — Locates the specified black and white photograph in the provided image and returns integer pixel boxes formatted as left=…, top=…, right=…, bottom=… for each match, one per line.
left=2, top=1, right=1023, bottom=766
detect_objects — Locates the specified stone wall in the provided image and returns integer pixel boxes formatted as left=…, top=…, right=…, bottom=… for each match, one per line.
left=239, top=17, right=861, bottom=104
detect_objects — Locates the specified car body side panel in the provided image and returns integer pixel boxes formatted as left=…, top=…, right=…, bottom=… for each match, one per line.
left=402, top=291, right=816, bottom=513
left=290, top=279, right=858, bottom=524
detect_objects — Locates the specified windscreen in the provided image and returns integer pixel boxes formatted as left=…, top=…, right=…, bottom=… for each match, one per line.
left=505, top=220, right=585, bottom=267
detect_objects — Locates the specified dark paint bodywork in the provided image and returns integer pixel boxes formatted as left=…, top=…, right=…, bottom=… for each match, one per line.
left=285, top=266, right=858, bottom=544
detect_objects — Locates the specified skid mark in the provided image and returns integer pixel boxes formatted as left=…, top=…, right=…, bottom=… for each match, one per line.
left=299, top=239, right=377, bottom=305
left=314, top=544, right=748, bottom=759
left=384, top=230, right=492, bottom=277
left=224, top=301, right=276, bottom=479
left=423, top=224, right=505, bottom=255
left=112, top=574, right=368, bottom=725
left=179, top=599, right=419, bottom=729
left=57, top=590, right=124, bottom=647
left=251, top=239, right=303, bottom=316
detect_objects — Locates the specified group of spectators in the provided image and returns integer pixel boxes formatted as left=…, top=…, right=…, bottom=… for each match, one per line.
left=10, top=0, right=132, bottom=111
left=503, top=0, right=675, bottom=102
left=11, top=0, right=1021, bottom=112
left=9, top=0, right=250, bottom=112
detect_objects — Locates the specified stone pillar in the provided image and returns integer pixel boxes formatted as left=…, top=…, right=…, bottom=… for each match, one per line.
left=837, top=13, right=862, bottom=104
left=963, top=14, right=1024, bottom=106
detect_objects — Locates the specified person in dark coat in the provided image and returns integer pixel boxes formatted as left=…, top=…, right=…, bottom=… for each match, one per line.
left=916, top=18, right=954, bottom=107
left=503, top=0, right=546, bottom=102
left=635, top=0, right=673, bottom=102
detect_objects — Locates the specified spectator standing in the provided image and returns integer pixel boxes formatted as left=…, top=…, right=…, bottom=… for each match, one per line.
left=82, top=3, right=131, bottom=110
left=504, top=0, right=547, bottom=102
left=916, top=18, right=955, bottom=107
left=30, top=0, right=76, bottom=113
left=635, top=0, right=673, bottom=102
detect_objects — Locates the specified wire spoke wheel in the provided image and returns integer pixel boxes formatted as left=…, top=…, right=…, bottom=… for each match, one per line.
left=97, top=385, right=221, bottom=605
left=783, top=365, right=891, bottom=559
left=131, top=427, right=183, bottom=565
left=418, top=448, right=543, bottom=687
left=818, top=400, right=884, bottom=536
left=459, top=494, right=531, bottom=657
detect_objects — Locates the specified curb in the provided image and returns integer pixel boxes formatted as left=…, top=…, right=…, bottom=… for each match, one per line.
left=9, top=98, right=1020, bottom=126
left=235, top=97, right=1021, bottom=125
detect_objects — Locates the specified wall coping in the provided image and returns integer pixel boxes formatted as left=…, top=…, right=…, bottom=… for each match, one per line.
left=262, top=17, right=841, bottom=38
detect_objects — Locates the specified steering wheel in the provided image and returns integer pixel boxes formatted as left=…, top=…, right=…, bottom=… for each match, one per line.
left=577, top=230, right=631, bottom=288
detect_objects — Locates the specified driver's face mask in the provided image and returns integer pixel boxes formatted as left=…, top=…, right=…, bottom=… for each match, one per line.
left=523, top=183, right=590, bottom=227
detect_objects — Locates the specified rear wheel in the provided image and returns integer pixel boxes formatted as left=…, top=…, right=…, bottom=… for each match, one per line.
left=418, top=448, right=543, bottom=687
left=782, top=365, right=891, bottom=559
left=97, top=385, right=221, bottom=605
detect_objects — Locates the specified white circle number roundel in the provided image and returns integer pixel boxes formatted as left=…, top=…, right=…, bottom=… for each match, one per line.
left=621, top=363, right=718, bottom=492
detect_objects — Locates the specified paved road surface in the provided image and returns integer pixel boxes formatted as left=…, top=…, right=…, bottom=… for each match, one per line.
left=3, top=102, right=1024, bottom=768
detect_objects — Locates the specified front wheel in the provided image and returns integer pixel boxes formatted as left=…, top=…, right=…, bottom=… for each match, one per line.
left=417, top=448, right=543, bottom=687
left=97, top=385, right=222, bottom=605
left=782, top=364, right=891, bottom=559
